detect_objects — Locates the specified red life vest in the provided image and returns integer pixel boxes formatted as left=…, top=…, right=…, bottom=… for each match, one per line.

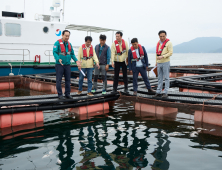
left=156, top=39, right=170, bottom=56
left=115, top=39, right=126, bottom=55
left=131, top=44, right=144, bottom=61
left=82, top=44, right=93, bottom=60
left=58, top=39, right=71, bottom=55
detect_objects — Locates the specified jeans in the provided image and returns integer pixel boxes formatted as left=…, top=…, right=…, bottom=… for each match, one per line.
left=55, top=64, right=71, bottom=97
left=113, top=61, right=128, bottom=90
left=156, top=61, right=170, bottom=94
left=133, top=66, right=151, bottom=91
left=78, top=68, right=93, bottom=92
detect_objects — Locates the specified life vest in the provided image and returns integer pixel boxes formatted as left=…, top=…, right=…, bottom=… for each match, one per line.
left=58, top=39, right=71, bottom=56
left=156, top=39, right=170, bottom=56
left=82, top=44, right=93, bottom=60
left=115, top=39, right=126, bottom=55
left=131, top=44, right=144, bottom=61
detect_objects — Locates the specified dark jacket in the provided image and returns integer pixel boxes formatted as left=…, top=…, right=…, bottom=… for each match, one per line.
left=128, top=46, right=148, bottom=71
left=95, top=44, right=109, bottom=65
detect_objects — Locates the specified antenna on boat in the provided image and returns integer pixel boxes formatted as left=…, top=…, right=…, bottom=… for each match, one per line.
left=62, top=0, right=65, bottom=22
left=24, top=0, right=26, bottom=19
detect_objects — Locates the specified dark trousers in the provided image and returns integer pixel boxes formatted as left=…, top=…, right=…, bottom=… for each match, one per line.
left=55, top=64, right=71, bottom=97
left=113, top=61, right=128, bottom=90
left=133, top=66, right=151, bottom=91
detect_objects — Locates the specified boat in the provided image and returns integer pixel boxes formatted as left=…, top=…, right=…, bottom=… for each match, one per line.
left=0, top=0, right=120, bottom=76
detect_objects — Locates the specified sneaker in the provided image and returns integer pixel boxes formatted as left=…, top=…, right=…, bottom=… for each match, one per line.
left=133, top=91, right=137, bottom=96
left=87, top=92, right=94, bottom=96
left=153, top=93, right=162, bottom=98
left=102, top=90, right=106, bottom=95
left=91, top=89, right=96, bottom=93
left=162, top=93, right=168, bottom=98
left=77, top=91, right=82, bottom=95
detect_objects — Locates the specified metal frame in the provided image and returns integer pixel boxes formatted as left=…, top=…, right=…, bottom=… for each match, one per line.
left=66, top=24, right=122, bottom=34
left=0, top=48, right=30, bottom=64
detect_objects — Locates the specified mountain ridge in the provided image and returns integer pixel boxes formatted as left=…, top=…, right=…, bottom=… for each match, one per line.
left=147, top=37, right=222, bottom=53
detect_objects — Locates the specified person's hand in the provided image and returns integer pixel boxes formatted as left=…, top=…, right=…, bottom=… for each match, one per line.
left=78, top=66, right=81, bottom=71
left=97, top=63, right=100, bottom=69
left=112, top=62, right=114, bottom=68
left=157, top=56, right=163, bottom=60
left=129, top=70, right=132, bottom=73
left=105, top=64, right=109, bottom=71
left=155, top=63, right=157, bottom=66
left=59, top=59, right=63, bottom=65
left=76, top=60, right=81, bottom=67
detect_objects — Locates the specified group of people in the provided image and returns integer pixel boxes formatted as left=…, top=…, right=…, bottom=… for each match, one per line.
left=53, top=30, right=173, bottom=100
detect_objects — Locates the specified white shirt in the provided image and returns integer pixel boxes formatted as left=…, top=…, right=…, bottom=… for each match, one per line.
left=135, top=48, right=143, bottom=67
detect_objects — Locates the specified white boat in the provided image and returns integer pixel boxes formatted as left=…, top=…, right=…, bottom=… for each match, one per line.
left=0, top=0, right=120, bottom=76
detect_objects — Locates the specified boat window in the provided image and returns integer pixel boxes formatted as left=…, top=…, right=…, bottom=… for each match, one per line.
left=5, top=23, right=21, bottom=37
left=0, top=23, right=2, bottom=36
left=43, top=26, right=49, bottom=33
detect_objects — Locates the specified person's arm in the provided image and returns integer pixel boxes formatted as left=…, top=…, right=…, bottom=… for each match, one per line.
left=77, top=46, right=83, bottom=62
left=111, top=43, right=115, bottom=63
left=107, top=47, right=111, bottom=65
left=162, top=42, right=173, bottom=58
left=143, top=47, right=148, bottom=67
left=93, top=48, right=99, bottom=64
left=53, top=41, right=60, bottom=62
left=128, top=49, right=132, bottom=71
left=125, top=41, right=129, bottom=56
left=92, top=48, right=100, bottom=69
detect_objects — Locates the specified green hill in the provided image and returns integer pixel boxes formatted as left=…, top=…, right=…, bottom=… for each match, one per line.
left=147, top=37, right=222, bottom=53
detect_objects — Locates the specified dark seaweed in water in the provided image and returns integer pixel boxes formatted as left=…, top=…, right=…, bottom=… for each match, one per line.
left=0, top=99, right=222, bottom=170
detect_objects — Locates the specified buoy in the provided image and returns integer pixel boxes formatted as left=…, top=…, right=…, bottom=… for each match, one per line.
left=135, top=103, right=178, bottom=115
left=0, top=111, right=43, bottom=128
left=30, top=82, right=51, bottom=92
left=69, top=102, right=109, bottom=115
left=0, top=82, right=14, bottom=91
left=194, top=110, right=222, bottom=127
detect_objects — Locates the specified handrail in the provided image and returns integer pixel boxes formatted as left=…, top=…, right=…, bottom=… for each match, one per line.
left=44, top=46, right=79, bottom=65
left=0, top=48, right=30, bottom=64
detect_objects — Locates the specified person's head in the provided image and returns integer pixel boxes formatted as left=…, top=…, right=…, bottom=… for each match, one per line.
left=131, top=38, right=139, bottom=49
left=158, top=30, right=167, bottom=42
left=99, top=34, right=106, bottom=46
left=85, top=36, right=93, bottom=47
left=115, top=31, right=123, bottom=42
left=62, top=30, right=70, bottom=42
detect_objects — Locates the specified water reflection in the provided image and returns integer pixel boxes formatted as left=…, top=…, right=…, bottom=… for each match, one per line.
left=0, top=100, right=222, bottom=169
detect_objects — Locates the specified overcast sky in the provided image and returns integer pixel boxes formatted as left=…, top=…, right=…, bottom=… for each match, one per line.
left=1, top=0, right=222, bottom=49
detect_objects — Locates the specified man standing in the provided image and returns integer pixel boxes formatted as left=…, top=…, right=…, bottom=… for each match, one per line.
left=91, top=34, right=111, bottom=94
left=77, top=36, right=100, bottom=96
left=128, top=38, right=155, bottom=96
left=111, top=31, right=129, bottom=93
left=153, top=30, right=173, bottom=98
left=53, top=30, right=81, bottom=100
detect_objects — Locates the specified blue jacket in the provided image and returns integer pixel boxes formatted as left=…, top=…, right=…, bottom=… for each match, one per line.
left=53, top=40, right=78, bottom=65
left=128, top=46, right=148, bottom=71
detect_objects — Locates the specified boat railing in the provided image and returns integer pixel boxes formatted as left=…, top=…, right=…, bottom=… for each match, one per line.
left=0, top=48, right=30, bottom=64
left=44, top=46, right=79, bottom=65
